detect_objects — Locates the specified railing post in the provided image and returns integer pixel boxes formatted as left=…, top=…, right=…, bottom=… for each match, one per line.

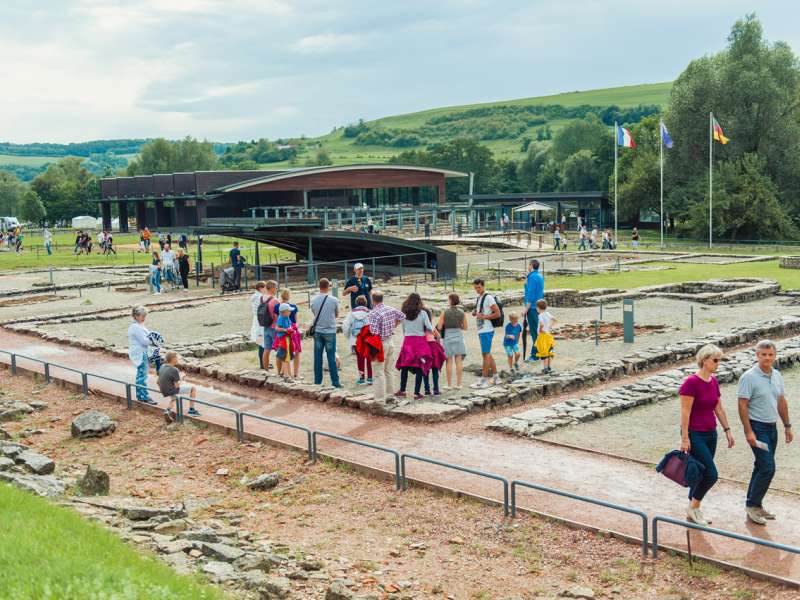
left=511, top=482, right=517, bottom=518
left=44, top=362, right=50, bottom=383
left=125, top=384, right=133, bottom=409
left=175, top=395, right=184, bottom=423
left=236, top=412, right=243, bottom=442
left=652, top=518, right=659, bottom=558
left=10, top=354, right=16, bottom=375
left=82, top=372, right=89, bottom=396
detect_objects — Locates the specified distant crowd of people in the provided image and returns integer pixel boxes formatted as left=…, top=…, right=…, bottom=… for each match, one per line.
left=0, top=226, right=24, bottom=253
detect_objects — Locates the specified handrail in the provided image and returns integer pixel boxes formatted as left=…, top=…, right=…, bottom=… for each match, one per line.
left=651, top=515, right=800, bottom=559
left=313, top=430, right=401, bottom=490
left=512, top=479, right=648, bottom=555
left=241, top=411, right=314, bottom=461
left=401, top=453, right=509, bottom=516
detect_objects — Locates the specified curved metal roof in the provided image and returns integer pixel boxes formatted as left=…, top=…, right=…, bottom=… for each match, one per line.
left=213, top=164, right=468, bottom=193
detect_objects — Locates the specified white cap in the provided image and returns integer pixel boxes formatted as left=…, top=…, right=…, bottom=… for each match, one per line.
left=279, top=303, right=292, bottom=313
left=353, top=263, right=364, bottom=270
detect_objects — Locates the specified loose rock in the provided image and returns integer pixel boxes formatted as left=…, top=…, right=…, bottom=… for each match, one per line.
left=71, top=410, right=117, bottom=439
left=326, top=580, right=354, bottom=600
left=559, top=586, right=595, bottom=599
left=260, top=576, right=291, bottom=599
left=244, top=472, right=281, bottom=491
left=15, top=450, right=55, bottom=475
left=77, top=465, right=110, bottom=496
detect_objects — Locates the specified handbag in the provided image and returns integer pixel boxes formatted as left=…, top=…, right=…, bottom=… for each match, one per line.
left=306, top=295, right=328, bottom=338
left=659, top=451, right=689, bottom=487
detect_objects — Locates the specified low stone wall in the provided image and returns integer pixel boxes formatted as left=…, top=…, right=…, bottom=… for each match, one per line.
left=779, top=256, right=800, bottom=269
left=487, top=336, right=800, bottom=438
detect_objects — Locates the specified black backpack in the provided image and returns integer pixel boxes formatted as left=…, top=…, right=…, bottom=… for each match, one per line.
left=479, top=293, right=504, bottom=328
left=257, top=297, right=275, bottom=328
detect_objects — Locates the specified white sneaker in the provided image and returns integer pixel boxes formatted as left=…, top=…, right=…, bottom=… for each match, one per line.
left=492, top=376, right=502, bottom=386
left=686, top=507, right=709, bottom=527
left=470, top=378, right=489, bottom=389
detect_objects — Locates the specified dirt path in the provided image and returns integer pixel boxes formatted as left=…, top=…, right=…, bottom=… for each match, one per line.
left=2, top=330, right=798, bottom=585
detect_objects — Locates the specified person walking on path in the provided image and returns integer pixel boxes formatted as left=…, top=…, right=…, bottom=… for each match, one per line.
left=176, top=249, right=190, bottom=291
left=471, top=278, right=501, bottom=389
left=150, top=251, right=162, bottom=295
left=368, top=290, right=405, bottom=401
left=524, top=260, right=545, bottom=363
left=737, top=340, right=794, bottom=525
left=631, top=227, right=640, bottom=251
left=437, top=292, right=468, bottom=390
left=342, top=295, right=372, bottom=384
left=553, top=227, right=561, bottom=250
left=142, top=227, right=151, bottom=251
left=260, top=280, right=280, bottom=371
left=43, top=227, right=52, bottom=255
left=128, top=306, right=156, bottom=405
left=395, top=293, right=434, bottom=400
left=344, top=262, right=373, bottom=309
left=578, top=226, right=588, bottom=251
left=229, top=241, right=243, bottom=289
left=590, top=226, right=598, bottom=249
left=159, top=351, right=200, bottom=422
left=250, top=281, right=267, bottom=369
left=678, top=344, right=736, bottom=526
left=162, top=244, right=176, bottom=290
left=310, top=278, right=341, bottom=388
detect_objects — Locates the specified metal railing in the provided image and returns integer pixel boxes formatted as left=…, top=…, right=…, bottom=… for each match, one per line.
left=651, top=515, right=800, bottom=560
left=512, top=479, right=649, bottom=555
left=4, top=345, right=800, bottom=575
left=401, top=453, right=510, bottom=516
left=312, top=430, right=402, bottom=490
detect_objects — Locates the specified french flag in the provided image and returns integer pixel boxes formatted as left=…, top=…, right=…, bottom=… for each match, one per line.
left=616, top=125, right=636, bottom=148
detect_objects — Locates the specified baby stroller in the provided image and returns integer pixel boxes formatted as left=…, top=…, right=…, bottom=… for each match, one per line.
left=219, top=266, right=238, bottom=294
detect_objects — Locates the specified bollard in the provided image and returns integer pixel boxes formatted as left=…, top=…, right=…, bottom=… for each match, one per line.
left=465, top=263, right=470, bottom=282
left=44, top=363, right=50, bottom=383
left=79, top=287, right=82, bottom=298
left=580, top=259, right=584, bottom=275
left=125, top=384, right=133, bottom=409
left=49, top=266, right=53, bottom=285
left=623, top=298, right=634, bottom=343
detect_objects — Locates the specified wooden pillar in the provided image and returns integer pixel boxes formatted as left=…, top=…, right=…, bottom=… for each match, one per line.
left=135, top=201, right=146, bottom=229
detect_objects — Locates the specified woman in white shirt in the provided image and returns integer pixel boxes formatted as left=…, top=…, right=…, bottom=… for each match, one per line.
left=250, top=281, right=267, bottom=368
left=128, top=306, right=156, bottom=404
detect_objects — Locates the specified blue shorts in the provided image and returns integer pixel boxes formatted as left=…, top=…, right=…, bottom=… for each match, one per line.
left=504, top=343, right=520, bottom=357
left=276, top=347, right=287, bottom=360
left=264, top=327, right=276, bottom=350
left=478, top=331, right=494, bottom=354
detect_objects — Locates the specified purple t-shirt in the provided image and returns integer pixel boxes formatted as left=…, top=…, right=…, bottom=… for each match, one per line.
left=678, top=374, right=720, bottom=432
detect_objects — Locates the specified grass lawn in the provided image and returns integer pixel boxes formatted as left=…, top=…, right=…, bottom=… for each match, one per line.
left=455, top=259, right=800, bottom=294
left=0, top=482, right=225, bottom=600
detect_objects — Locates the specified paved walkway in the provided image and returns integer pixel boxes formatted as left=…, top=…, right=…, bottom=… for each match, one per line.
left=1, top=330, right=797, bottom=584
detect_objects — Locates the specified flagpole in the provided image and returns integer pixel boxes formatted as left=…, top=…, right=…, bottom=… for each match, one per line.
left=660, top=119, right=664, bottom=249
left=614, top=121, right=618, bottom=246
left=709, top=112, right=713, bottom=249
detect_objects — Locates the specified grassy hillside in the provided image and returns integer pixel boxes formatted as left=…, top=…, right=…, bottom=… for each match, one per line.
left=273, top=81, right=673, bottom=167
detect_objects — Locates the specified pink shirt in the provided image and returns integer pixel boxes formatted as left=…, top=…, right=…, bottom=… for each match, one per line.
left=678, top=373, right=720, bottom=432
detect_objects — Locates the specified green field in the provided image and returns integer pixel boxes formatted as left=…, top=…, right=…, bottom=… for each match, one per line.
left=0, top=483, right=225, bottom=600
left=0, top=154, right=58, bottom=167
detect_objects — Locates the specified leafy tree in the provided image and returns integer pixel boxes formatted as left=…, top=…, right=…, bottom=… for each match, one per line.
left=126, top=137, right=218, bottom=175
left=31, top=157, right=96, bottom=222
left=305, top=148, right=333, bottom=166
left=535, top=159, right=562, bottom=192
left=0, top=170, right=26, bottom=215
left=561, top=150, right=601, bottom=191
left=685, top=153, right=795, bottom=240
left=19, top=189, right=46, bottom=224
left=616, top=116, right=661, bottom=225
left=550, top=114, right=607, bottom=161
left=518, top=146, right=548, bottom=190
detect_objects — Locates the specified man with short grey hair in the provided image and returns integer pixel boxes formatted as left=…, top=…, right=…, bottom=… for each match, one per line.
left=737, top=339, right=793, bottom=525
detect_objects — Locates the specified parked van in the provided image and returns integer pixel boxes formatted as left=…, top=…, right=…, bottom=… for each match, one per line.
left=0, top=217, right=20, bottom=231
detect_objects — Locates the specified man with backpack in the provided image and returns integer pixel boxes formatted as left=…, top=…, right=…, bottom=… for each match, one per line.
left=258, top=280, right=280, bottom=370
left=471, top=278, right=502, bottom=389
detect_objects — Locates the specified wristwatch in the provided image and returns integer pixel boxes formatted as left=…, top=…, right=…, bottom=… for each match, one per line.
left=784, top=423, right=792, bottom=429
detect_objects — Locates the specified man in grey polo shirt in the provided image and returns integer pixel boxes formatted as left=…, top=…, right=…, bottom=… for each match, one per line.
left=310, top=278, right=341, bottom=388
left=737, top=339, right=793, bottom=525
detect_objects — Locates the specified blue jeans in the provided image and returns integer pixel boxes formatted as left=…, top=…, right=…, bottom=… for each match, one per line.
left=688, top=430, right=718, bottom=501
left=135, top=354, right=150, bottom=401
left=45, top=242, right=52, bottom=255
left=151, top=269, right=161, bottom=293
left=747, top=420, right=778, bottom=507
left=526, top=307, right=539, bottom=358
left=313, top=332, right=340, bottom=387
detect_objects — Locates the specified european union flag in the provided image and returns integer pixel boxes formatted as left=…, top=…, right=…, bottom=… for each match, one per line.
left=660, top=122, right=673, bottom=149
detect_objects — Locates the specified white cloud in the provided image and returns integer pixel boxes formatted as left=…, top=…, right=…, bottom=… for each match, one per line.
left=291, top=32, right=365, bottom=54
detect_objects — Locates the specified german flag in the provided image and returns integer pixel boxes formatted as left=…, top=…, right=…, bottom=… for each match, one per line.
left=712, top=116, right=729, bottom=145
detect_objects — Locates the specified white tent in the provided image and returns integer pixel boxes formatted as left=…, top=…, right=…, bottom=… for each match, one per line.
left=512, top=201, right=554, bottom=213
left=71, top=215, right=99, bottom=229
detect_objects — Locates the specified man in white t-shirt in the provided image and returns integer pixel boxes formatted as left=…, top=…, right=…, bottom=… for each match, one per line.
left=161, top=245, right=176, bottom=288
left=471, top=278, right=501, bottom=389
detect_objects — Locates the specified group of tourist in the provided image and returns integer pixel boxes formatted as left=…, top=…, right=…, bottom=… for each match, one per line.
left=673, top=339, right=793, bottom=527
left=0, top=227, right=23, bottom=253
left=575, top=226, right=619, bottom=251
left=149, top=244, right=191, bottom=294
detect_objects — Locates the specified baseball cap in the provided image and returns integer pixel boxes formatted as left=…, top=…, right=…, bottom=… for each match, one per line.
left=354, top=263, right=364, bottom=270
left=279, top=303, right=292, bottom=313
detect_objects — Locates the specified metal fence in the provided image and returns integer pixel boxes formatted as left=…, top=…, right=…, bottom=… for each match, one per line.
left=2, top=346, right=800, bottom=574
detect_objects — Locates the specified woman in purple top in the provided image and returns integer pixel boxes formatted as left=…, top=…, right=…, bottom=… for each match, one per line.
left=678, top=344, right=736, bottom=526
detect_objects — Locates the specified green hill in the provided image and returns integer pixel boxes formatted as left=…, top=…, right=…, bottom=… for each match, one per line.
left=277, top=81, right=672, bottom=166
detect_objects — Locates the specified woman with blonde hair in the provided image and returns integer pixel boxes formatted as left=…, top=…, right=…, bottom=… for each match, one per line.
left=677, top=344, right=736, bottom=526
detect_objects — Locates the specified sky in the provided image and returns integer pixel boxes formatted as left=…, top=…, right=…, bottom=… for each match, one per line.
left=2, top=0, right=799, bottom=144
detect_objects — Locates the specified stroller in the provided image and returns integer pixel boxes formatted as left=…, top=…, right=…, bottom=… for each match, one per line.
left=219, top=266, right=238, bottom=294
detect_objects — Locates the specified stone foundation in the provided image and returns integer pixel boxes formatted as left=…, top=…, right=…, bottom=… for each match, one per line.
left=779, top=256, right=800, bottom=269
